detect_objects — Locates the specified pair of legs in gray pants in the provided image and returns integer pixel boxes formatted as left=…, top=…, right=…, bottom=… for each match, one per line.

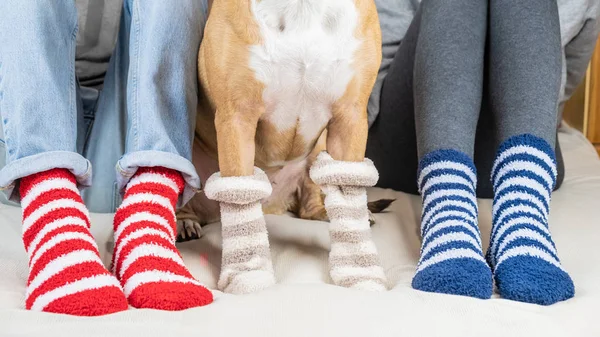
left=368, top=0, right=564, bottom=197
left=367, top=0, right=574, bottom=305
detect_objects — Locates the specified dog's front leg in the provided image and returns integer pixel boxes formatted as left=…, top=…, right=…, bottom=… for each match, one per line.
left=203, top=110, right=276, bottom=295
left=309, top=102, right=388, bottom=291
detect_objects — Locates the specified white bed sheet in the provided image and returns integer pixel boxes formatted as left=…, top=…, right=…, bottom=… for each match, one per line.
left=1, top=126, right=599, bottom=337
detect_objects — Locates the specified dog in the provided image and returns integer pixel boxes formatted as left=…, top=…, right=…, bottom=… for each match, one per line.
left=177, top=0, right=390, bottom=293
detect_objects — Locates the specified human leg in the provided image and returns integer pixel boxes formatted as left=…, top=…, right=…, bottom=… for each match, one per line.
left=410, top=0, right=492, bottom=298
left=108, top=0, right=214, bottom=310
left=0, top=0, right=127, bottom=315
left=486, top=0, right=574, bottom=305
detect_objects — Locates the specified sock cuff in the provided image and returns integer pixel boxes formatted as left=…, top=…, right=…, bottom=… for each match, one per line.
left=20, top=169, right=76, bottom=198
left=134, top=166, right=185, bottom=189
left=124, top=167, right=185, bottom=200
left=491, top=134, right=557, bottom=189
left=417, top=149, right=476, bottom=193
left=204, top=167, right=272, bottom=204
left=309, top=152, right=378, bottom=187
left=495, top=134, right=556, bottom=163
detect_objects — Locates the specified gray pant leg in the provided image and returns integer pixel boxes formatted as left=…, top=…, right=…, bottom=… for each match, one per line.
left=488, top=0, right=562, bottom=146
left=414, top=0, right=488, bottom=158
left=367, top=0, right=487, bottom=193
left=366, top=0, right=565, bottom=197
left=366, top=6, right=421, bottom=194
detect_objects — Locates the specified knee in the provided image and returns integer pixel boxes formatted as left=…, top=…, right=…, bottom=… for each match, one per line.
left=1, top=0, right=77, bottom=34
left=126, top=0, right=206, bottom=23
left=420, top=0, right=487, bottom=19
left=6, top=0, right=76, bottom=19
left=125, top=0, right=207, bottom=38
left=418, top=0, right=487, bottom=43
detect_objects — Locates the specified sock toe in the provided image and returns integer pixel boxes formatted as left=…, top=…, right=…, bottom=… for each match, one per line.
left=128, top=282, right=213, bottom=310
left=412, top=259, right=493, bottom=299
left=494, top=257, right=574, bottom=305
left=43, top=286, right=128, bottom=316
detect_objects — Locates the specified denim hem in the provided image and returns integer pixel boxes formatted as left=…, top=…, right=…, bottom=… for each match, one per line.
left=0, top=151, right=92, bottom=203
left=116, top=150, right=201, bottom=208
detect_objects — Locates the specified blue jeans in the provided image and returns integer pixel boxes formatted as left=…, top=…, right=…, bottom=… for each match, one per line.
left=0, top=0, right=208, bottom=212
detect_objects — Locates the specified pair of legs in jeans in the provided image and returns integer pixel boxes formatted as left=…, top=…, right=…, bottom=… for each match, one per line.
left=367, top=0, right=574, bottom=305
left=0, top=0, right=213, bottom=315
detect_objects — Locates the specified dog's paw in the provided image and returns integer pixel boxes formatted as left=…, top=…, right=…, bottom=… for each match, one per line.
left=176, top=219, right=203, bottom=243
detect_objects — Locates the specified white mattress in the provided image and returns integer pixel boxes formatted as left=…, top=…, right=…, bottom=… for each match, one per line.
left=1, top=126, right=599, bottom=337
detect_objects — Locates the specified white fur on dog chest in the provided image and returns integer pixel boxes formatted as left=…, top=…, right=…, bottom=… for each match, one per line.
left=249, top=0, right=360, bottom=141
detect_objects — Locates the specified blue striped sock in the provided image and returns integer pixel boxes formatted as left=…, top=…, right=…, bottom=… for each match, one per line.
left=412, top=150, right=492, bottom=299
left=488, top=134, right=574, bottom=305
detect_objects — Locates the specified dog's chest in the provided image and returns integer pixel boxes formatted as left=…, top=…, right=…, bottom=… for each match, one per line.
left=249, top=0, right=360, bottom=144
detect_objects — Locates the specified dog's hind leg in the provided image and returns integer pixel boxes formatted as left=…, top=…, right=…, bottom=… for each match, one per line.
left=294, top=137, right=328, bottom=221
left=176, top=188, right=221, bottom=242
left=296, top=175, right=328, bottom=221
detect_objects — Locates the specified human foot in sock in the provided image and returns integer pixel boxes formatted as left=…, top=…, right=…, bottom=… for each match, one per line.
left=488, top=134, right=574, bottom=305
left=204, top=168, right=276, bottom=294
left=112, top=167, right=213, bottom=310
left=20, top=169, right=128, bottom=316
left=411, top=150, right=492, bottom=299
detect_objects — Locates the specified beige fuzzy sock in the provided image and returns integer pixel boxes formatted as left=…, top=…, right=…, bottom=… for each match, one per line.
left=204, top=168, right=276, bottom=294
left=310, top=152, right=387, bottom=291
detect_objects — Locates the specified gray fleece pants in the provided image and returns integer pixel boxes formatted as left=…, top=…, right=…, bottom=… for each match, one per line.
left=366, top=0, right=564, bottom=198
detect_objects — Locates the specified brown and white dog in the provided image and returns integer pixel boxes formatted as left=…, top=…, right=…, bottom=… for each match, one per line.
left=177, top=0, right=389, bottom=294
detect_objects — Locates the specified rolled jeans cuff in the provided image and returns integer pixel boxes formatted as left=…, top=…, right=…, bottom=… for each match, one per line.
left=0, top=151, right=92, bottom=203
left=116, top=150, right=201, bottom=208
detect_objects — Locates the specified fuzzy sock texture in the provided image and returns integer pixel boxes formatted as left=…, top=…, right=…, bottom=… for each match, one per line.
left=412, top=150, right=493, bottom=299
left=20, top=169, right=128, bottom=316
left=310, top=152, right=387, bottom=291
left=488, top=134, right=574, bottom=305
left=112, top=167, right=213, bottom=310
left=204, top=168, right=275, bottom=294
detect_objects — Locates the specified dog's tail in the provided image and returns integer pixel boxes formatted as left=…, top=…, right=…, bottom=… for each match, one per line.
left=367, top=199, right=395, bottom=214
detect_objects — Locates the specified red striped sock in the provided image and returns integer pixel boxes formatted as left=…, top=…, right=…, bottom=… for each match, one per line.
left=112, top=167, right=213, bottom=310
left=20, top=169, right=128, bottom=316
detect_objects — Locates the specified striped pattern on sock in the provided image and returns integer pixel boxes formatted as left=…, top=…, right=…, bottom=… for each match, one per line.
left=204, top=168, right=275, bottom=294
left=113, top=167, right=213, bottom=310
left=20, top=169, right=127, bottom=316
left=411, top=150, right=492, bottom=299
left=310, top=152, right=387, bottom=291
left=488, top=134, right=574, bottom=305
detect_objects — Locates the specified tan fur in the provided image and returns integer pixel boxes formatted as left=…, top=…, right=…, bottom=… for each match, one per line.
left=177, top=0, right=382, bottom=238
